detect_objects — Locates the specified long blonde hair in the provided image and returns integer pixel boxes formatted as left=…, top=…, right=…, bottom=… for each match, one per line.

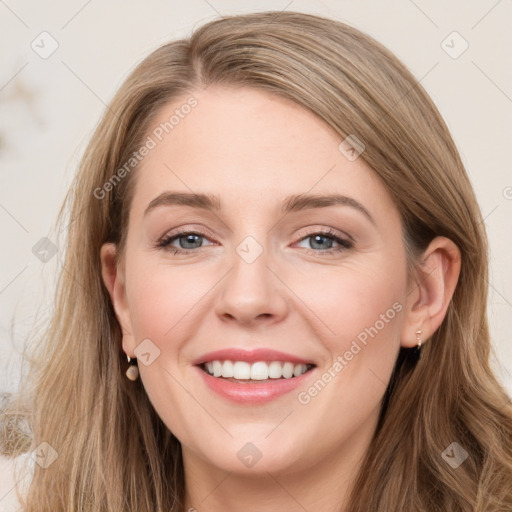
left=2, top=11, right=511, bottom=511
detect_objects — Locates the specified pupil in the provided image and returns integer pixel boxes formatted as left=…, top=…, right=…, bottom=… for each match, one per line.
left=312, top=235, right=332, bottom=250
left=181, top=234, right=201, bottom=249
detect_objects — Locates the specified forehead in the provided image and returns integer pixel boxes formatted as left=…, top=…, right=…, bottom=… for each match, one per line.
left=129, top=85, right=397, bottom=222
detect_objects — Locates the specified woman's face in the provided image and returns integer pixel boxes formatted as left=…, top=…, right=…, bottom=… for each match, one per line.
left=109, top=85, right=415, bottom=476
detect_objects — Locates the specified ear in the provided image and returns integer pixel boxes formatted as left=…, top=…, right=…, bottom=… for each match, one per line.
left=100, top=243, right=136, bottom=357
left=400, top=236, right=461, bottom=348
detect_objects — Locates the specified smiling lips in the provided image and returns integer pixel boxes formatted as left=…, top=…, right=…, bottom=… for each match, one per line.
left=193, top=347, right=316, bottom=381
left=193, top=348, right=317, bottom=403
left=203, top=360, right=313, bottom=380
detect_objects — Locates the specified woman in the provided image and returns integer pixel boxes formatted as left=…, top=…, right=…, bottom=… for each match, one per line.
left=2, top=10, right=511, bottom=512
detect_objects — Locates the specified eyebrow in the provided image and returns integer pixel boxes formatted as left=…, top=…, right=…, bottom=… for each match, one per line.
left=144, top=191, right=375, bottom=224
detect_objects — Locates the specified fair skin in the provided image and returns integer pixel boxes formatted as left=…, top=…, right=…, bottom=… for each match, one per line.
left=101, top=86, right=461, bottom=512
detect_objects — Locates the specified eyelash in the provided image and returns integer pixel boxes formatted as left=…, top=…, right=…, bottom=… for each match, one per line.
left=156, top=227, right=353, bottom=256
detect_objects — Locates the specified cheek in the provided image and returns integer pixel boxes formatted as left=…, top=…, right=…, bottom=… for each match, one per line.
left=291, top=262, right=405, bottom=456
left=125, top=257, right=214, bottom=343
left=291, top=254, right=406, bottom=421
left=122, top=256, right=214, bottom=439
left=291, top=255, right=406, bottom=349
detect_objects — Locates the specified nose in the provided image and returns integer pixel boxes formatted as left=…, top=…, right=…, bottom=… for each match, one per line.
left=214, top=240, right=289, bottom=327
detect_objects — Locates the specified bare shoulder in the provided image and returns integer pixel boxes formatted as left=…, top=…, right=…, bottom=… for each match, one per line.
left=0, top=453, right=34, bottom=511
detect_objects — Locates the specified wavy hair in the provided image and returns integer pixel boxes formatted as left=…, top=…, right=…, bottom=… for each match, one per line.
left=2, top=10, right=511, bottom=512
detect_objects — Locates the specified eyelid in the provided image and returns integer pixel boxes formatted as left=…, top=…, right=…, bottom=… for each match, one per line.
left=290, top=228, right=353, bottom=256
left=158, top=224, right=218, bottom=244
left=293, top=226, right=354, bottom=245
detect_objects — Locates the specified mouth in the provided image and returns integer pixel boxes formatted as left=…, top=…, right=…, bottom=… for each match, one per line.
left=198, top=360, right=317, bottom=383
left=192, top=348, right=318, bottom=403
left=195, top=360, right=317, bottom=404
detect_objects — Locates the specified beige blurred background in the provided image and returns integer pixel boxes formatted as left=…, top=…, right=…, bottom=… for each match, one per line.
left=0, top=0, right=511, bottom=404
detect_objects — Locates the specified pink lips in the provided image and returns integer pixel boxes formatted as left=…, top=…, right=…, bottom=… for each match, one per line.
left=192, top=348, right=317, bottom=404
left=194, top=365, right=315, bottom=404
left=192, top=348, right=315, bottom=366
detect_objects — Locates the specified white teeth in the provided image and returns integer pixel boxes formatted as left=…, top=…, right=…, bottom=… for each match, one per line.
left=222, top=360, right=234, bottom=378
left=233, top=361, right=250, bottom=379
left=293, top=364, right=304, bottom=377
left=212, top=360, right=222, bottom=377
left=202, top=360, right=312, bottom=380
left=250, top=362, right=269, bottom=380
left=268, top=361, right=282, bottom=379
left=282, top=362, right=294, bottom=379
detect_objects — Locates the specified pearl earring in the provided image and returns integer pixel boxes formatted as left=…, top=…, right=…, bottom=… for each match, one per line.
left=125, top=355, right=139, bottom=381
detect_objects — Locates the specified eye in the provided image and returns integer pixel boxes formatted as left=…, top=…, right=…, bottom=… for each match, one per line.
left=157, top=229, right=216, bottom=254
left=294, top=229, right=353, bottom=254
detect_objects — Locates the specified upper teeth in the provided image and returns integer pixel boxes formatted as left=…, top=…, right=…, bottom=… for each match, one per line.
left=203, top=360, right=311, bottom=380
